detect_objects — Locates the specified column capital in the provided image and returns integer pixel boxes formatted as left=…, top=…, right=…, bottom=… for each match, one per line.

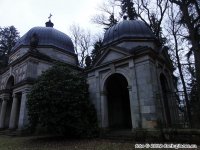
left=3, top=97, right=9, bottom=101
left=22, top=89, right=31, bottom=94
left=2, top=95, right=10, bottom=101
left=12, top=93, right=17, bottom=98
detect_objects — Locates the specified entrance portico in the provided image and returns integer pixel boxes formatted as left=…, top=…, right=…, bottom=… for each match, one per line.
left=0, top=20, right=80, bottom=134
left=0, top=88, right=29, bottom=131
left=87, top=44, right=179, bottom=130
left=0, top=93, right=10, bottom=129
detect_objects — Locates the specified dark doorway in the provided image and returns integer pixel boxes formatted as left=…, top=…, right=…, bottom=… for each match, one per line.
left=106, top=73, right=132, bottom=129
left=6, top=76, right=14, bottom=89
left=4, top=76, right=14, bottom=128
left=160, top=74, right=171, bottom=127
left=14, top=93, right=22, bottom=129
left=5, top=100, right=12, bottom=128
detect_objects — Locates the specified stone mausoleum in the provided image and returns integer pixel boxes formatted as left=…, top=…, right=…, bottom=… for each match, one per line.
left=0, top=19, right=178, bottom=132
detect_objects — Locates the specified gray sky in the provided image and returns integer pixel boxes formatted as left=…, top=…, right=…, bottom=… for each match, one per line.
left=0, top=0, right=104, bottom=36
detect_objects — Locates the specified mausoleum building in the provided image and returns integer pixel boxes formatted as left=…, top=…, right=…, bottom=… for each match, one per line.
left=87, top=19, right=178, bottom=129
left=0, top=20, right=78, bottom=130
left=0, top=19, right=178, bottom=132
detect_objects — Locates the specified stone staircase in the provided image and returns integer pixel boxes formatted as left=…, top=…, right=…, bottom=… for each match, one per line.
left=0, top=129, right=18, bottom=136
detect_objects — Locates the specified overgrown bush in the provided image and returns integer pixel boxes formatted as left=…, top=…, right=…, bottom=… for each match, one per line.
left=27, top=63, right=99, bottom=137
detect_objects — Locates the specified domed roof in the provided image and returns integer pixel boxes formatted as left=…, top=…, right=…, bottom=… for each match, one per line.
left=12, top=26, right=74, bottom=53
left=103, top=20, right=155, bottom=46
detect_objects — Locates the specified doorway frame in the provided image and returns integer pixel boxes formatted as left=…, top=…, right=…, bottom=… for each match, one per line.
left=100, top=71, right=134, bottom=129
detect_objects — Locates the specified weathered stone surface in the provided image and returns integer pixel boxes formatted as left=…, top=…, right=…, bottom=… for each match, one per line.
left=0, top=20, right=178, bottom=132
left=87, top=44, right=178, bottom=130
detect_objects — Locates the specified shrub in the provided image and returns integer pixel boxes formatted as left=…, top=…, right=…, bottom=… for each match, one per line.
left=27, top=63, right=99, bottom=137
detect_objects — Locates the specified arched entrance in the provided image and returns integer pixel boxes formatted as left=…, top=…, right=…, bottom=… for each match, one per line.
left=106, top=73, right=132, bottom=129
left=4, top=76, right=14, bottom=128
left=6, top=76, right=14, bottom=89
left=160, top=74, right=171, bottom=127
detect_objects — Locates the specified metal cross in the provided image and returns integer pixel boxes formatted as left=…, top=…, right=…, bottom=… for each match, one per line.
left=48, top=13, right=52, bottom=20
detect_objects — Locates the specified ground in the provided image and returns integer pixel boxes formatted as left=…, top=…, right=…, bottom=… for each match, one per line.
left=0, top=136, right=135, bottom=150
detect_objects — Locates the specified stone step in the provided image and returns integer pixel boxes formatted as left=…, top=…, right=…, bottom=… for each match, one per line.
left=0, top=129, right=18, bottom=136
left=0, top=131, right=5, bottom=135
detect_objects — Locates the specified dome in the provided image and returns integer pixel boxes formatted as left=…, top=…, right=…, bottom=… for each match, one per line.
left=103, top=20, right=155, bottom=46
left=12, top=26, right=74, bottom=53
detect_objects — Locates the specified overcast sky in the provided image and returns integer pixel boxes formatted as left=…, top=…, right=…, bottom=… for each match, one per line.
left=0, top=0, right=104, bottom=36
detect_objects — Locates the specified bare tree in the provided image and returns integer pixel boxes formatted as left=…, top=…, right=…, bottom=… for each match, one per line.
left=166, top=3, right=192, bottom=126
left=91, top=0, right=121, bottom=30
left=134, top=0, right=169, bottom=44
left=169, top=0, right=200, bottom=103
left=69, top=24, right=92, bottom=67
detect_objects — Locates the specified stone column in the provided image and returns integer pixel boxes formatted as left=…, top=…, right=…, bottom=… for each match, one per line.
left=131, top=61, right=142, bottom=129
left=9, top=94, right=19, bottom=129
left=0, top=98, right=8, bottom=128
left=18, top=91, right=29, bottom=129
left=127, top=86, right=135, bottom=129
left=100, top=91, right=109, bottom=128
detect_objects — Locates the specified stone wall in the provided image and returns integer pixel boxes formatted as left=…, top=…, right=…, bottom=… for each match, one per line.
left=87, top=50, right=178, bottom=130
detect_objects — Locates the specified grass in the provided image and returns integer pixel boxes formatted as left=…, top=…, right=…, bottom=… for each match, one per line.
left=0, top=136, right=135, bottom=150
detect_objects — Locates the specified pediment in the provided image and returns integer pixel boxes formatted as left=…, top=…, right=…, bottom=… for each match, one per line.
left=94, top=47, right=129, bottom=67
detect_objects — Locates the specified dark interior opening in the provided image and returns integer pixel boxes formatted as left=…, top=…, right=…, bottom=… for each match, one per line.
left=4, top=76, right=15, bottom=128
left=160, top=74, right=171, bottom=127
left=106, top=73, right=132, bottom=129
left=6, top=76, right=14, bottom=89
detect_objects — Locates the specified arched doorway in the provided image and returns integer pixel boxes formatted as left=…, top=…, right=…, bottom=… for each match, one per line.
left=4, top=76, right=14, bottom=128
left=6, top=76, right=14, bottom=89
left=160, top=74, right=171, bottom=127
left=106, top=73, right=132, bottom=129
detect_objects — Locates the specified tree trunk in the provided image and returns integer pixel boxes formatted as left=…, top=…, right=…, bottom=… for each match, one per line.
left=179, top=0, right=200, bottom=105
left=169, top=0, right=200, bottom=125
left=193, top=46, right=200, bottom=101
left=173, top=29, right=191, bottom=126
